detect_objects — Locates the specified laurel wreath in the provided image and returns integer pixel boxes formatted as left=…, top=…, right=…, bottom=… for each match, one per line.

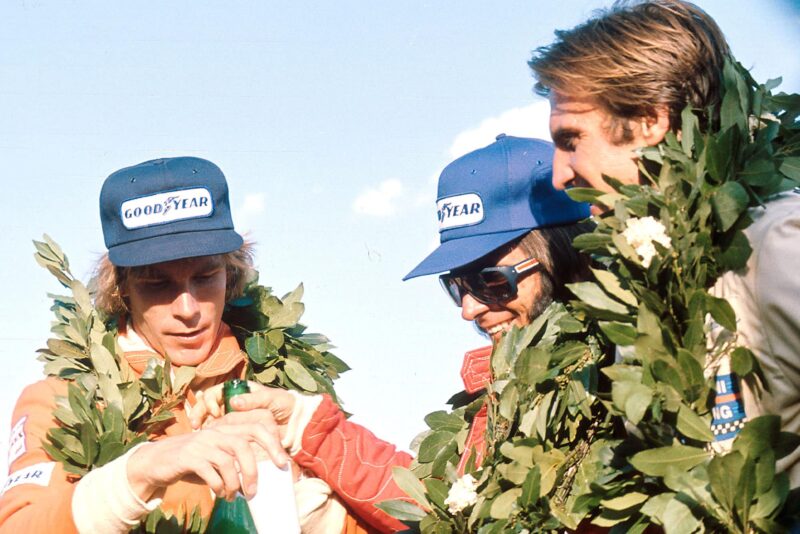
left=33, top=236, right=349, bottom=533
left=380, top=59, right=800, bottom=533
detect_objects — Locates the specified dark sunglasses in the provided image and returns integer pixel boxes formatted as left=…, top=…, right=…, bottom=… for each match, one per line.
left=439, top=256, right=542, bottom=306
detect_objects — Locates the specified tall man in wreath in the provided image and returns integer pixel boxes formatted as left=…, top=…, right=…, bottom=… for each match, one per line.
left=0, top=157, right=368, bottom=533
left=529, top=0, right=800, bottom=487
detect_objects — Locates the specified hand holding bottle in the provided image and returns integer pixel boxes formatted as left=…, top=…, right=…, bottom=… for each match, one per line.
left=190, top=381, right=297, bottom=432
left=204, top=380, right=300, bottom=534
left=126, top=399, right=289, bottom=504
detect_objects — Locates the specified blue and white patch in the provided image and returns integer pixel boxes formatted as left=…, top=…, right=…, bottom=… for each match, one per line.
left=120, top=187, right=214, bottom=229
left=1, top=462, right=55, bottom=496
left=7, top=416, right=26, bottom=466
left=438, top=193, right=483, bottom=230
left=710, top=359, right=748, bottom=451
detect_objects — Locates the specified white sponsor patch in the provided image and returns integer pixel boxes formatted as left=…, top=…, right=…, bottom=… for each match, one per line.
left=120, top=187, right=214, bottom=229
left=1, top=462, right=56, bottom=496
left=437, top=193, right=484, bottom=230
left=7, top=416, right=27, bottom=466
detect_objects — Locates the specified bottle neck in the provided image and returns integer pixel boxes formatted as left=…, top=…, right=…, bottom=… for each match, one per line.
left=223, top=379, right=250, bottom=414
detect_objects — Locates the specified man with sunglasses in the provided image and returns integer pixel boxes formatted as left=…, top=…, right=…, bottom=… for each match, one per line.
left=188, top=134, right=593, bottom=533
left=405, top=134, right=592, bottom=346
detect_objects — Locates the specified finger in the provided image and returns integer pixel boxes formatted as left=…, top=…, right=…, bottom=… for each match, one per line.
left=190, top=457, right=226, bottom=498
left=171, top=436, right=232, bottom=498
left=205, top=386, right=224, bottom=418
left=199, top=383, right=225, bottom=416
left=246, top=380, right=268, bottom=392
left=229, top=437, right=259, bottom=499
left=213, top=414, right=290, bottom=468
left=200, top=438, right=251, bottom=501
left=230, top=389, right=295, bottom=422
left=188, top=391, right=209, bottom=429
left=189, top=386, right=225, bottom=428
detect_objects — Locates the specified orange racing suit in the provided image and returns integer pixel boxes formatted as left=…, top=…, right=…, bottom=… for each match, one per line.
left=0, top=323, right=373, bottom=534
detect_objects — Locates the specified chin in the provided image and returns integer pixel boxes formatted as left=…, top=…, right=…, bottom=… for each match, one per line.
left=167, top=347, right=213, bottom=367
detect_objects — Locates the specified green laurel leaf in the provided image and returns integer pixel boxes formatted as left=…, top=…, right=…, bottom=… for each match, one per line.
left=391, top=466, right=431, bottom=509
left=629, top=445, right=710, bottom=477
left=283, top=358, right=318, bottom=392
left=711, top=181, right=749, bottom=232
left=779, top=157, right=800, bottom=181
left=566, top=281, right=630, bottom=314
left=677, top=404, right=714, bottom=442
left=375, top=499, right=428, bottom=521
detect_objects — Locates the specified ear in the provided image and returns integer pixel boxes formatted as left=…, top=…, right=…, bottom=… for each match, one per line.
left=640, top=108, right=670, bottom=146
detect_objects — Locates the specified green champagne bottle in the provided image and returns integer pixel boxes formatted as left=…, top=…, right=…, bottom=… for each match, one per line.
left=206, top=379, right=259, bottom=534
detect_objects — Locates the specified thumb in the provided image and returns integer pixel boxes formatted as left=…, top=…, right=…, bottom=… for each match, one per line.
left=231, top=387, right=295, bottom=423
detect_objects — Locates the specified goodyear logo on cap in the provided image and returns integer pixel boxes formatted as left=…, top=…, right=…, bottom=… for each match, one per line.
left=121, top=188, right=214, bottom=229
left=438, top=193, right=483, bottom=230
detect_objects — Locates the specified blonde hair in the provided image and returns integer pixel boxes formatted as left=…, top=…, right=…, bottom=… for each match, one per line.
left=93, top=241, right=256, bottom=315
left=529, top=0, right=730, bottom=135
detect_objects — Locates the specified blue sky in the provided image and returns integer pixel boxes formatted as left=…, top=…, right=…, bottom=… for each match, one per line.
left=1, top=0, right=798, bottom=475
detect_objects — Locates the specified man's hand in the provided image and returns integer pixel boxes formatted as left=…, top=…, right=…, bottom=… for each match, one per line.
left=190, top=381, right=297, bottom=429
left=126, top=408, right=289, bottom=502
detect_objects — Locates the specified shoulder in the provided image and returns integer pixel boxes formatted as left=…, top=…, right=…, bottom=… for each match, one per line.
left=8, top=378, right=69, bottom=471
left=14, top=378, right=68, bottom=414
left=746, top=191, right=800, bottom=242
left=745, top=192, right=800, bottom=266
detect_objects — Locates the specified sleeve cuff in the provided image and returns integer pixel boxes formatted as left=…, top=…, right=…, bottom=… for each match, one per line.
left=294, top=477, right=347, bottom=534
left=72, top=443, right=162, bottom=533
left=282, top=391, right=323, bottom=456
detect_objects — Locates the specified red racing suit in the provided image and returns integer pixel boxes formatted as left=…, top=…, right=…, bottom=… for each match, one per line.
left=290, top=346, right=493, bottom=533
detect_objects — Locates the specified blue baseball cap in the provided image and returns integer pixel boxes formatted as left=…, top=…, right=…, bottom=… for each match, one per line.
left=404, top=134, right=589, bottom=280
left=99, top=157, right=244, bottom=267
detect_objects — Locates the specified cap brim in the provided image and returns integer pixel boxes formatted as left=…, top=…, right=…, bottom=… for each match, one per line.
left=403, top=228, right=531, bottom=280
left=108, top=229, right=244, bottom=267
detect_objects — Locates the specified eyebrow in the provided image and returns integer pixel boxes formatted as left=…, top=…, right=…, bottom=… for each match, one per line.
left=131, top=257, right=224, bottom=280
left=551, top=127, right=580, bottom=149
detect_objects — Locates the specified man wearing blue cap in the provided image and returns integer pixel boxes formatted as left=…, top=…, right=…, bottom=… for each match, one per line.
left=404, top=133, right=591, bottom=345
left=188, top=135, right=594, bottom=533
left=0, top=157, right=364, bottom=533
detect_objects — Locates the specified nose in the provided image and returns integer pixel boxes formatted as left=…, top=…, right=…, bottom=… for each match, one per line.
left=172, top=289, right=201, bottom=323
left=551, top=148, right=574, bottom=190
left=461, top=293, right=489, bottom=322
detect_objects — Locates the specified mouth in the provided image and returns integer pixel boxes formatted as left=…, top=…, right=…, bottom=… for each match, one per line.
left=482, top=322, right=513, bottom=337
left=565, top=175, right=597, bottom=191
left=168, top=328, right=207, bottom=344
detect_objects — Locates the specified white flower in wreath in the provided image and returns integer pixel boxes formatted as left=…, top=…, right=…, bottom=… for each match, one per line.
left=748, top=112, right=779, bottom=141
left=444, top=473, right=479, bottom=515
left=621, top=216, right=672, bottom=268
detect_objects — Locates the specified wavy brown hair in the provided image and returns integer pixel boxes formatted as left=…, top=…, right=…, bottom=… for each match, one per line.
left=529, top=0, right=730, bottom=134
left=92, top=241, right=256, bottom=316
left=516, top=222, right=595, bottom=318
left=464, top=222, right=594, bottom=320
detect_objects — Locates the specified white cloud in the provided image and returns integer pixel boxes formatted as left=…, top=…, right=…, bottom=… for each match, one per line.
left=234, top=192, right=266, bottom=233
left=448, top=100, right=552, bottom=160
left=398, top=101, right=554, bottom=218
left=352, top=179, right=404, bottom=217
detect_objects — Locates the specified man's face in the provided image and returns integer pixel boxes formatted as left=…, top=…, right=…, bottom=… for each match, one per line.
left=548, top=93, right=651, bottom=215
left=459, top=245, right=546, bottom=345
left=124, top=255, right=227, bottom=366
